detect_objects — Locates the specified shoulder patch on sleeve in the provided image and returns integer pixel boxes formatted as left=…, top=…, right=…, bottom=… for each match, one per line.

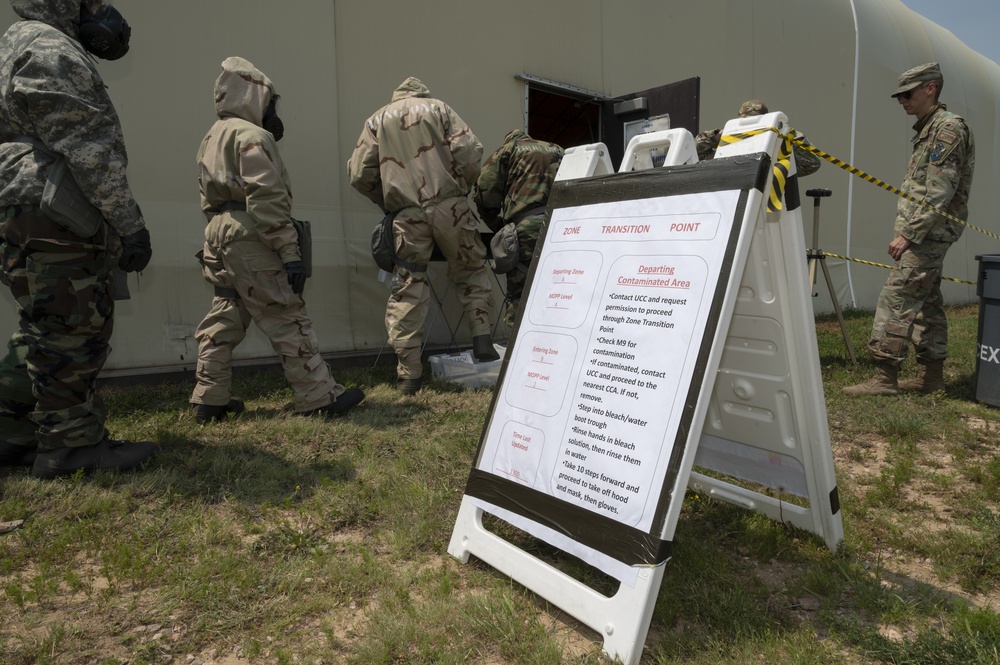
left=936, top=128, right=958, bottom=145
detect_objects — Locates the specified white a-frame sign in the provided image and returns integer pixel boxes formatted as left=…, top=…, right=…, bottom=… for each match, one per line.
left=448, top=114, right=843, bottom=665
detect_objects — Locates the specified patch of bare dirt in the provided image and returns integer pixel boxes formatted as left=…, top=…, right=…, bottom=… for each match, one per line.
left=536, top=607, right=605, bottom=660
left=828, top=428, right=1000, bottom=614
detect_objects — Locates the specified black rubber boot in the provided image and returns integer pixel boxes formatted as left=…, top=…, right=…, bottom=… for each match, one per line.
left=302, top=387, right=365, bottom=417
left=397, top=377, right=422, bottom=396
left=0, top=441, right=37, bottom=467
left=31, top=438, right=159, bottom=479
left=325, top=387, right=365, bottom=415
left=195, top=398, right=245, bottom=424
left=471, top=335, right=499, bottom=362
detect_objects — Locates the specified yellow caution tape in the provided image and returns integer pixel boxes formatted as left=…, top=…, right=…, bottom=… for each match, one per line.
left=719, top=130, right=792, bottom=212
left=720, top=125, right=986, bottom=285
left=720, top=125, right=999, bottom=243
left=768, top=135, right=793, bottom=212
left=789, top=129, right=999, bottom=242
left=807, top=249, right=976, bottom=285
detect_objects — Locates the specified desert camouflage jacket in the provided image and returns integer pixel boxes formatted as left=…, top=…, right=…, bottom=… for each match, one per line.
left=197, top=57, right=299, bottom=263
left=896, top=104, right=975, bottom=244
left=347, top=77, right=482, bottom=216
left=472, top=129, right=563, bottom=233
left=0, top=0, right=144, bottom=237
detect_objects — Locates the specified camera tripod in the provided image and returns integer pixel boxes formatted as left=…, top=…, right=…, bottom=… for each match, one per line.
left=806, top=189, right=857, bottom=364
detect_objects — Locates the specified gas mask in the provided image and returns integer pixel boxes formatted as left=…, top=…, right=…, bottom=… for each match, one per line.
left=263, top=94, right=285, bottom=142
left=79, top=2, right=132, bottom=60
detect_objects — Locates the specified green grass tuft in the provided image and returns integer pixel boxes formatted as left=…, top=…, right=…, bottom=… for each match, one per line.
left=1, top=305, right=998, bottom=663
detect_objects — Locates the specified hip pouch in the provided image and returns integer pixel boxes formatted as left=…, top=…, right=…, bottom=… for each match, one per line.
left=489, top=222, right=520, bottom=274
left=292, top=217, right=313, bottom=277
left=40, top=156, right=104, bottom=239
left=371, top=211, right=426, bottom=273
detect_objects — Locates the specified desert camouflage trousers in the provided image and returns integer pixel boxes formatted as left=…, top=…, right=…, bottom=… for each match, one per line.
left=0, top=207, right=118, bottom=450
left=502, top=211, right=545, bottom=327
left=387, top=198, right=494, bottom=378
left=868, top=238, right=951, bottom=365
left=190, top=236, right=346, bottom=412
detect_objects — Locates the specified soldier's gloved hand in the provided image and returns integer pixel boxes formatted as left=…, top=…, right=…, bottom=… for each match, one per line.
left=284, top=261, right=307, bottom=294
left=118, top=228, right=152, bottom=272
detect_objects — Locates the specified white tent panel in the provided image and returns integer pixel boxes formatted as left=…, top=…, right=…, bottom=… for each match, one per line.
left=1, top=0, right=998, bottom=373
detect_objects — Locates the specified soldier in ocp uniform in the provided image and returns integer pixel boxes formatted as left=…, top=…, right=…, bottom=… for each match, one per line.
left=0, top=0, right=157, bottom=478
left=845, top=63, right=975, bottom=396
left=348, top=77, right=498, bottom=396
left=473, top=130, right=564, bottom=327
left=189, top=57, right=364, bottom=421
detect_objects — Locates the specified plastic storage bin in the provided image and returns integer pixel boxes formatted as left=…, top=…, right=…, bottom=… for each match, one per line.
left=429, top=345, right=505, bottom=389
left=974, top=254, right=1000, bottom=407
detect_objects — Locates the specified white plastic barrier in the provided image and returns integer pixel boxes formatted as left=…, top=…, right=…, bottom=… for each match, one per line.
left=619, top=127, right=699, bottom=172
left=554, top=142, right=615, bottom=181
left=450, top=113, right=841, bottom=665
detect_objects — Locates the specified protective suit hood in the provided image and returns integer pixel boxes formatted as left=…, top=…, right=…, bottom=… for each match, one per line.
left=502, top=129, right=528, bottom=145
left=391, top=76, right=431, bottom=102
left=10, top=0, right=83, bottom=39
left=213, top=56, right=275, bottom=127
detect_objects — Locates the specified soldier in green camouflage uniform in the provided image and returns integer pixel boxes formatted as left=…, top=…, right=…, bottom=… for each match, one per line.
left=473, top=130, right=563, bottom=326
left=348, top=77, right=497, bottom=395
left=190, top=57, right=364, bottom=421
left=845, top=63, right=974, bottom=396
left=0, top=0, right=157, bottom=477
left=695, top=99, right=821, bottom=177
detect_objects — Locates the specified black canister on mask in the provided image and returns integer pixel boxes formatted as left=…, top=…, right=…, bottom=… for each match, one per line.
left=79, top=3, right=132, bottom=60
left=263, top=95, right=284, bottom=142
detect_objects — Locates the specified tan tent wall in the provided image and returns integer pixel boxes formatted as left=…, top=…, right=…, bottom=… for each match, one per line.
left=2, top=0, right=998, bottom=375
left=845, top=0, right=998, bottom=311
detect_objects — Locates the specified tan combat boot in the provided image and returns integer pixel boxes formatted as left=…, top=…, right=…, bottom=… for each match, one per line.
left=843, top=361, right=899, bottom=396
left=897, top=359, right=945, bottom=393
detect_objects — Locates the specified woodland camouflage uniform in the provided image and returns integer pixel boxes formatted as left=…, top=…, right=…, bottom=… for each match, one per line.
left=0, top=0, right=145, bottom=455
left=348, top=77, right=494, bottom=380
left=191, top=57, right=359, bottom=415
left=473, top=129, right=563, bottom=326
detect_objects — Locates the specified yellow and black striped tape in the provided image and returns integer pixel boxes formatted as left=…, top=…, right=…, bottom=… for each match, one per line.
left=720, top=125, right=984, bottom=285
left=808, top=249, right=976, bottom=285
left=790, top=134, right=1000, bottom=242
left=719, top=130, right=793, bottom=212
left=720, top=126, right=999, bottom=243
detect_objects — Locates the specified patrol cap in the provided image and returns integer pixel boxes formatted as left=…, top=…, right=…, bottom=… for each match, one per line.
left=738, top=99, right=768, bottom=117
left=891, top=62, right=942, bottom=98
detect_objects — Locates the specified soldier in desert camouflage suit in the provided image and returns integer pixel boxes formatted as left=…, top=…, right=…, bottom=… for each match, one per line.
left=348, top=77, right=497, bottom=395
left=0, top=0, right=157, bottom=477
left=189, top=57, right=364, bottom=421
left=695, top=99, right=821, bottom=177
left=473, top=129, right=563, bottom=326
left=846, top=63, right=974, bottom=397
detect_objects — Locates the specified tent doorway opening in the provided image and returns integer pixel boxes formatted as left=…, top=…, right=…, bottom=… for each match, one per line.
left=517, top=73, right=701, bottom=168
left=527, top=87, right=602, bottom=150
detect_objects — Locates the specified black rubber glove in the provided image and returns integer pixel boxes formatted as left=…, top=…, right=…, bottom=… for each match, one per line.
left=118, top=227, right=152, bottom=272
left=284, top=261, right=306, bottom=294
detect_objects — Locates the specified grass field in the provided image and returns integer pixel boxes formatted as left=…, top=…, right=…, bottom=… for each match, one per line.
left=1, top=304, right=998, bottom=664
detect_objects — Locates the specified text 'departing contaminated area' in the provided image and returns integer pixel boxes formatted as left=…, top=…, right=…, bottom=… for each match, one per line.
left=479, top=190, right=741, bottom=535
